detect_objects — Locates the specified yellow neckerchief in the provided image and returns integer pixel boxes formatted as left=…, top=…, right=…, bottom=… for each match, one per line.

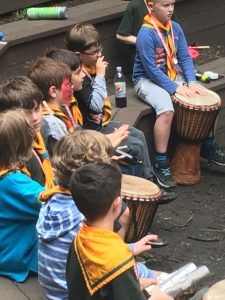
left=143, top=14, right=177, bottom=80
left=82, top=64, right=112, bottom=126
left=67, top=96, right=83, bottom=126
left=38, top=185, right=71, bottom=201
left=32, top=131, right=55, bottom=189
left=75, top=222, right=134, bottom=295
left=43, top=102, right=74, bottom=133
left=0, top=167, right=30, bottom=178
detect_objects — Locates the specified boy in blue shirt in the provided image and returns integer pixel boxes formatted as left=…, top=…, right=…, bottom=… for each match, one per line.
left=133, top=0, right=225, bottom=188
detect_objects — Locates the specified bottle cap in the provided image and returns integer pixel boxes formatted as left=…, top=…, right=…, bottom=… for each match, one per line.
left=0, top=32, right=4, bottom=40
left=116, top=66, right=122, bottom=73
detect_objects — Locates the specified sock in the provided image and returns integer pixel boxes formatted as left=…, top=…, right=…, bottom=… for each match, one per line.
left=201, top=137, right=215, bottom=152
left=154, top=152, right=168, bottom=163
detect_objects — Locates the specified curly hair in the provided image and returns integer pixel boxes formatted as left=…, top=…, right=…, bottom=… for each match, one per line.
left=52, top=129, right=114, bottom=188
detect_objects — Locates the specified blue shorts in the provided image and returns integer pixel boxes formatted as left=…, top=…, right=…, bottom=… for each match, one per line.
left=134, top=78, right=174, bottom=116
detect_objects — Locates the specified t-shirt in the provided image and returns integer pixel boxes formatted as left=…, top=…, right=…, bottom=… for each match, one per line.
left=66, top=244, right=146, bottom=300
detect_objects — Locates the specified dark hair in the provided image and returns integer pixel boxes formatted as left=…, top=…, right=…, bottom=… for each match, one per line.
left=65, top=23, right=101, bottom=53
left=28, top=57, right=71, bottom=100
left=70, top=162, right=121, bottom=222
left=45, top=48, right=81, bottom=71
left=0, top=109, right=34, bottom=169
left=0, top=76, right=43, bottom=112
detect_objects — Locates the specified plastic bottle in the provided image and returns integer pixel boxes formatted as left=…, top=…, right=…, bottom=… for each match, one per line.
left=114, top=66, right=127, bottom=108
left=27, top=7, right=68, bottom=20
left=0, top=32, right=4, bottom=40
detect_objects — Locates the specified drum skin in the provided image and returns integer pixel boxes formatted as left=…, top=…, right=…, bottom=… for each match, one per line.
left=121, top=174, right=162, bottom=243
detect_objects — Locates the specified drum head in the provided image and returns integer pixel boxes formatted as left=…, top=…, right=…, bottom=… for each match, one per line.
left=203, top=279, right=225, bottom=300
left=121, top=174, right=161, bottom=200
left=174, top=89, right=221, bottom=109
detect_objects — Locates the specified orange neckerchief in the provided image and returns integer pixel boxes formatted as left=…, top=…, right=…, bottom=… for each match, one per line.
left=38, top=185, right=71, bottom=201
left=75, top=222, right=134, bottom=295
left=143, top=15, right=177, bottom=80
left=43, top=102, right=74, bottom=133
left=67, top=96, right=83, bottom=126
left=82, top=64, right=112, bottom=126
left=32, top=131, right=55, bottom=189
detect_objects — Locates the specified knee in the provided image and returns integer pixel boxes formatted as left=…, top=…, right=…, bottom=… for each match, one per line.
left=118, top=206, right=130, bottom=227
left=159, top=111, right=174, bottom=122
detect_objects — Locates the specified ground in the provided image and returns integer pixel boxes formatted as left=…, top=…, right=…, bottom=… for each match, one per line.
left=143, top=161, right=225, bottom=292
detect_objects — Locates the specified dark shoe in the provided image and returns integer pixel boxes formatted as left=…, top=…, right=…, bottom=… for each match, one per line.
left=201, top=141, right=225, bottom=166
left=153, top=160, right=177, bottom=188
left=147, top=237, right=169, bottom=248
left=157, top=189, right=177, bottom=205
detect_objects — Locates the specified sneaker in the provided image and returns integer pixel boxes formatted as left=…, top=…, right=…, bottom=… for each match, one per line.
left=158, top=189, right=177, bottom=205
left=201, top=141, right=225, bottom=166
left=153, top=160, right=176, bottom=188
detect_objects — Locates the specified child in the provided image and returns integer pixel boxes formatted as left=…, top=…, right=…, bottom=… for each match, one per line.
left=37, top=129, right=158, bottom=300
left=133, top=0, right=225, bottom=188
left=0, top=76, right=55, bottom=188
left=0, top=109, right=45, bottom=282
left=65, top=23, right=153, bottom=181
left=67, top=162, right=173, bottom=300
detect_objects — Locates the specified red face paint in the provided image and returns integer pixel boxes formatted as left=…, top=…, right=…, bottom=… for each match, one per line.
left=61, top=79, right=73, bottom=103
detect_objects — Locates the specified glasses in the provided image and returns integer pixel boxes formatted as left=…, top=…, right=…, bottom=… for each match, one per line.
left=83, top=46, right=103, bottom=56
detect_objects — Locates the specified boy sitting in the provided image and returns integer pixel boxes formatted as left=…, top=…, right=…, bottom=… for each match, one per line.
left=133, top=0, right=225, bottom=188
left=67, top=162, right=173, bottom=300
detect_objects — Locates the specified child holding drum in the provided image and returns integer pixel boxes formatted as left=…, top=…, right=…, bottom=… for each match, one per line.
left=133, top=0, right=225, bottom=188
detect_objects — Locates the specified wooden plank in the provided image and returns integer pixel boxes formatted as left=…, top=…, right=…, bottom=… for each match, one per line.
left=0, top=0, right=51, bottom=15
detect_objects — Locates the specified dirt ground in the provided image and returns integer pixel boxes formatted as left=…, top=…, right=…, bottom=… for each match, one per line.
left=144, top=161, right=225, bottom=290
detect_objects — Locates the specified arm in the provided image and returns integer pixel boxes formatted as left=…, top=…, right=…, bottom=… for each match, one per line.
left=116, top=33, right=137, bottom=45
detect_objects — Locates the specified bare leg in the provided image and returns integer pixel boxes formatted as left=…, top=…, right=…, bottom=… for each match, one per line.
left=154, top=111, right=174, bottom=153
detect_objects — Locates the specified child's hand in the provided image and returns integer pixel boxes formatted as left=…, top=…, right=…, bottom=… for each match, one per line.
left=107, top=124, right=129, bottom=148
left=188, top=82, right=208, bottom=96
left=175, top=84, right=197, bottom=97
left=96, top=56, right=108, bottom=77
left=149, top=286, right=174, bottom=300
left=139, top=278, right=158, bottom=290
left=133, top=234, right=158, bottom=256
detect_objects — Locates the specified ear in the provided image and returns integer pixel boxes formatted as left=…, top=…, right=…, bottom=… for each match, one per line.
left=146, top=1, right=154, bottom=12
left=48, top=86, right=57, bottom=98
left=112, top=196, right=122, bottom=215
left=75, top=51, right=82, bottom=58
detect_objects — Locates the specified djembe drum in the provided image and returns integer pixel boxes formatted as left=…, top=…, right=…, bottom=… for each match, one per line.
left=170, top=89, right=221, bottom=185
left=121, top=174, right=162, bottom=243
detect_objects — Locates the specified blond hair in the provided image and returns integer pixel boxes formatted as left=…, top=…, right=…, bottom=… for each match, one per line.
left=52, top=129, right=114, bottom=188
left=0, top=109, right=34, bottom=169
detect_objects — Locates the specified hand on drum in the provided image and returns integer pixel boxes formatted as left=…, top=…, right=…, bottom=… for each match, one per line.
left=133, top=234, right=158, bottom=256
left=188, top=82, right=208, bottom=96
left=176, top=83, right=208, bottom=98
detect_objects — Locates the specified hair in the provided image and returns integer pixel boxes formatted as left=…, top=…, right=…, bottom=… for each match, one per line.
left=65, top=23, right=101, bottom=53
left=70, top=162, right=122, bottom=222
left=0, top=109, right=34, bottom=169
left=28, top=57, right=71, bottom=100
left=52, top=129, right=114, bottom=188
left=0, top=76, right=43, bottom=112
left=45, top=48, right=81, bottom=71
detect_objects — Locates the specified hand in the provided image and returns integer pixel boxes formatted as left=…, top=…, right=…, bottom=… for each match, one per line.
left=149, top=286, right=174, bottom=300
left=139, top=278, right=158, bottom=290
left=175, top=84, right=197, bottom=97
left=107, top=124, right=129, bottom=148
left=96, top=56, right=108, bottom=77
left=188, top=82, right=208, bottom=96
left=133, top=234, right=158, bottom=256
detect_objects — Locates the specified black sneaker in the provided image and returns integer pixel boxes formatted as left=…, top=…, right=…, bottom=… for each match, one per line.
left=153, top=160, right=176, bottom=188
left=157, top=189, right=177, bottom=205
left=201, top=141, right=225, bottom=166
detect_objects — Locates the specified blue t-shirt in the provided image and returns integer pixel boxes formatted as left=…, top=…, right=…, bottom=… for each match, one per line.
left=0, top=171, right=44, bottom=282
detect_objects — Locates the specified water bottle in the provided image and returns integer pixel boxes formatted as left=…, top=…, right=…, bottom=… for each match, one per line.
left=114, top=66, right=127, bottom=108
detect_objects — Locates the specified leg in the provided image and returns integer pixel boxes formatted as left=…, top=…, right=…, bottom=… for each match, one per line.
left=135, top=78, right=176, bottom=188
left=114, top=201, right=129, bottom=239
